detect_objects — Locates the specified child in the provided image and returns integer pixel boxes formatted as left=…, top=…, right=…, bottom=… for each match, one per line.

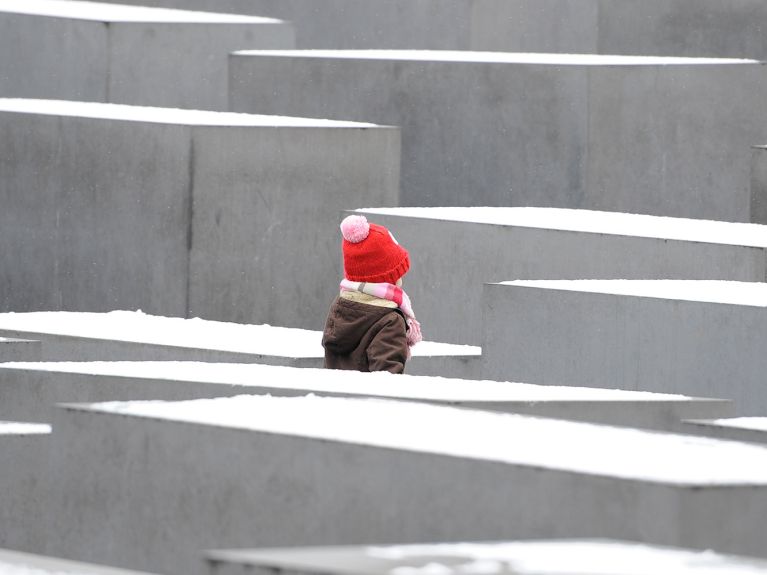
left=322, top=214, right=422, bottom=373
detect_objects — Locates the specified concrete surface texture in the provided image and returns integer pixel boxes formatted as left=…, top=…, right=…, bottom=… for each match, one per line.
left=684, top=417, right=767, bottom=445
left=0, top=100, right=399, bottom=329
left=0, top=0, right=294, bottom=109
left=205, top=540, right=767, bottom=575
left=0, top=338, right=41, bottom=362
left=0, top=548, right=163, bottom=575
left=0, top=360, right=730, bottom=430
left=482, top=280, right=767, bottom=415
left=230, top=52, right=767, bottom=222
left=41, top=396, right=767, bottom=575
left=752, top=146, right=767, bottom=225
left=0, top=311, right=478, bottom=377
left=66, top=0, right=767, bottom=58
left=353, top=207, right=767, bottom=345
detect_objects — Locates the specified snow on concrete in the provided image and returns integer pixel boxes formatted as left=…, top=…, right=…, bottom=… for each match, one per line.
left=210, top=540, right=767, bottom=575
left=698, top=418, right=767, bottom=433
left=0, top=99, right=380, bottom=128
left=234, top=50, right=760, bottom=66
left=0, top=311, right=477, bottom=358
left=0, top=549, right=155, bottom=575
left=501, top=280, right=767, bottom=307
left=85, top=394, right=767, bottom=485
left=0, top=0, right=282, bottom=23
left=0, top=422, right=51, bottom=435
left=0, top=360, right=693, bottom=403
left=357, top=207, right=767, bottom=249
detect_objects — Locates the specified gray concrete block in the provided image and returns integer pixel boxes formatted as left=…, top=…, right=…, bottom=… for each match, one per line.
left=0, top=423, right=51, bottom=553
left=0, top=0, right=294, bottom=109
left=230, top=52, right=767, bottom=222
left=482, top=280, right=767, bottom=415
left=0, top=311, right=475, bottom=377
left=751, top=146, right=767, bottom=225
left=44, top=396, right=767, bottom=574
left=684, top=418, right=767, bottom=445
left=0, top=360, right=729, bottom=430
left=0, top=548, right=162, bottom=575
left=0, top=338, right=41, bottom=361
left=0, top=100, right=399, bottom=329
left=354, top=207, right=767, bottom=344
left=205, top=540, right=767, bottom=575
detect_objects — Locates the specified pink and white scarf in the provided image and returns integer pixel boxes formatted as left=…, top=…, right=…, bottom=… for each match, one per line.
left=340, top=279, right=423, bottom=350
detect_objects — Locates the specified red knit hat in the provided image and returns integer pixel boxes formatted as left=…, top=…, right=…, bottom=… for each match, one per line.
left=340, top=214, right=410, bottom=284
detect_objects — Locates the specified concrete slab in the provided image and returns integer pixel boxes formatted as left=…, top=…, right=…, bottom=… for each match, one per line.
left=482, top=280, right=767, bottom=414
left=205, top=540, right=767, bottom=575
left=0, top=337, right=40, bottom=361
left=752, top=146, right=767, bottom=225
left=684, top=417, right=767, bottom=445
left=0, top=360, right=729, bottom=430
left=45, top=395, right=767, bottom=574
left=0, top=548, right=162, bottom=575
left=0, top=311, right=477, bottom=377
left=230, top=51, right=766, bottom=222
left=0, top=422, right=51, bottom=553
left=353, top=207, right=767, bottom=344
left=0, top=0, right=294, bottom=109
left=71, top=0, right=767, bottom=59
left=0, top=100, right=399, bottom=329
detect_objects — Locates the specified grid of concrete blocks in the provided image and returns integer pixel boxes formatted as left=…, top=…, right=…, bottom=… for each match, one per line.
left=3, top=0, right=767, bottom=574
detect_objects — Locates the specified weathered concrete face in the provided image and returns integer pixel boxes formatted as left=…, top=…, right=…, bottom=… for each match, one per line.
left=355, top=208, right=767, bottom=345
left=0, top=3, right=294, bottom=109
left=684, top=418, right=767, bottom=445
left=230, top=53, right=767, bottom=221
left=0, top=338, right=41, bottom=362
left=43, top=397, right=767, bottom=575
left=751, top=147, right=767, bottom=224
left=481, top=281, right=767, bottom=415
left=0, top=361, right=729, bottom=430
left=0, top=102, right=399, bottom=328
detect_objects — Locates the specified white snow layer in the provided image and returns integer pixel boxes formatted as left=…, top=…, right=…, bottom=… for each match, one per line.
left=87, top=394, right=767, bottom=485
left=0, top=0, right=282, bottom=23
left=0, top=360, right=692, bottom=403
left=364, top=540, right=767, bottom=575
left=703, top=417, right=767, bottom=433
left=234, top=50, right=760, bottom=66
left=357, top=207, right=767, bottom=249
left=0, top=310, right=478, bottom=358
left=0, top=99, right=379, bottom=128
left=501, top=280, right=767, bottom=308
left=0, top=422, right=51, bottom=435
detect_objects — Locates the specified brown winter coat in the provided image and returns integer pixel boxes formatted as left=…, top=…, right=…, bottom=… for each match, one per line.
left=322, top=296, right=409, bottom=374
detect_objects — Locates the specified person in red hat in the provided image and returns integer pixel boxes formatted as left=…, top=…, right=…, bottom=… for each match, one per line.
left=322, top=214, right=422, bottom=373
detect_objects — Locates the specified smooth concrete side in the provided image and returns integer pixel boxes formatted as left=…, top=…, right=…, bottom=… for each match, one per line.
left=42, top=406, right=767, bottom=575
left=0, top=338, right=41, bottom=361
left=0, top=366, right=729, bottom=430
left=751, top=147, right=767, bottom=225
left=0, top=12, right=294, bottom=109
left=481, top=283, right=767, bottom=415
left=0, top=432, right=51, bottom=553
left=357, top=211, right=767, bottom=345
left=0, top=112, right=191, bottom=316
left=683, top=420, right=767, bottom=445
left=231, top=55, right=767, bottom=221
left=189, top=126, right=399, bottom=329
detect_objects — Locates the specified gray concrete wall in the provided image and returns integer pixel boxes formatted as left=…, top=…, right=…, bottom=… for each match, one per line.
left=751, top=146, right=767, bottom=225
left=481, top=283, right=767, bottom=415
left=0, top=105, right=399, bottom=329
left=230, top=54, right=767, bottom=222
left=42, top=405, right=767, bottom=575
left=0, top=10, right=294, bottom=109
left=0, top=364, right=729, bottom=430
left=0, top=339, right=41, bottom=362
left=683, top=420, right=767, bottom=445
left=356, top=210, right=767, bottom=345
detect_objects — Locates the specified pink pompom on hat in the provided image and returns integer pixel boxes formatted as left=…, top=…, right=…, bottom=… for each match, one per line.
left=340, top=214, right=410, bottom=284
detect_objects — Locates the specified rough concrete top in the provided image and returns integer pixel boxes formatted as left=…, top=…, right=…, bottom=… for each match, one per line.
left=691, top=418, right=767, bottom=433
left=0, top=99, right=382, bottom=128
left=78, top=395, right=767, bottom=486
left=0, top=311, right=476, bottom=358
left=0, top=422, right=51, bottom=435
left=356, top=207, right=767, bottom=249
left=499, top=280, right=767, bottom=308
left=234, top=50, right=761, bottom=66
left=0, top=360, right=701, bottom=403
left=0, top=548, right=160, bottom=574
left=206, top=540, right=767, bottom=575
left=0, top=0, right=283, bottom=23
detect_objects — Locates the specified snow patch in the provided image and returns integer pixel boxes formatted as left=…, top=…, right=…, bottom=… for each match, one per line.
left=0, top=422, right=51, bottom=435
left=702, top=417, right=767, bottom=433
